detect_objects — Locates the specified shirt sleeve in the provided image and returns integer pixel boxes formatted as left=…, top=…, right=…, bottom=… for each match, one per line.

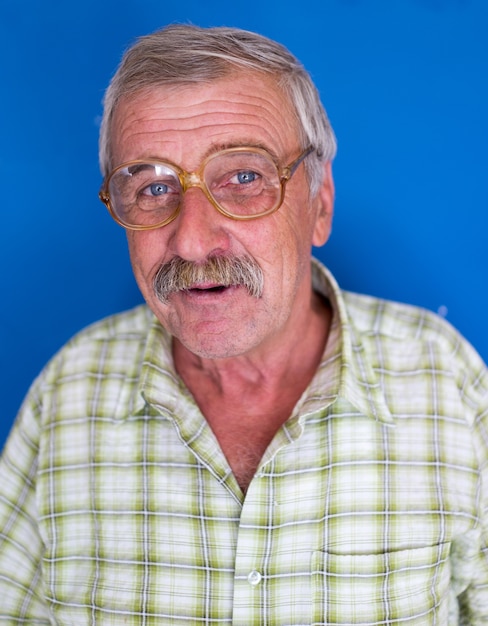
left=457, top=372, right=488, bottom=623
left=0, top=379, right=53, bottom=622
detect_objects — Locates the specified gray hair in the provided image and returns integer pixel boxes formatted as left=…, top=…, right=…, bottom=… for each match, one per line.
left=99, top=24, right=337, bottom=196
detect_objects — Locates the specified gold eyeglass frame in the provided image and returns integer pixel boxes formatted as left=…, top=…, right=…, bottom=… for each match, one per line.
left=99, top=145, right=315, bottom=231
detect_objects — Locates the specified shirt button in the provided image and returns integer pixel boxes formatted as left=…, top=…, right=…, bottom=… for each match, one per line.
left=247, top=570, right=262, bottom=586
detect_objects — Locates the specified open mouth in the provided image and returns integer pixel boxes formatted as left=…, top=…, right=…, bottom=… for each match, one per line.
left=187, top=285, right=230, bottom=294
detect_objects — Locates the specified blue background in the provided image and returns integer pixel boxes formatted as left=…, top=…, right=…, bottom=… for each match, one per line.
left=1, top=0, right=487, bottom=448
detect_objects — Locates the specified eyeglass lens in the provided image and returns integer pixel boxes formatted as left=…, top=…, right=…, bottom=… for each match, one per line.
left=108, top=151, right=282, bottom=227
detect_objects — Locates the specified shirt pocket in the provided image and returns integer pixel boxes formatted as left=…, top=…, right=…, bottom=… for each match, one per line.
left=311, top=542, right=451, bottom=625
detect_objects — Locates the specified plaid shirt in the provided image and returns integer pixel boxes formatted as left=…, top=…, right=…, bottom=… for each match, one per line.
left=1, top=259, right=488, bottom=625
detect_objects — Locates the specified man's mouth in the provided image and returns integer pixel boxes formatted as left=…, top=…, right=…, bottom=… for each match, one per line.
left=194, top=285, right=227, bottom=292
left=153, top=254, right=264, bottom=303
left=186, top=284, right=232, bottom=295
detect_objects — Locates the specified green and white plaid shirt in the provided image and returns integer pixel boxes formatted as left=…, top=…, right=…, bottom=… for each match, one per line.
left=1, top=259, right=488, bottom=624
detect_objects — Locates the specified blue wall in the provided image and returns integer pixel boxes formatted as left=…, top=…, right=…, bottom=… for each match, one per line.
left=1, top=0, right=487, bottom=447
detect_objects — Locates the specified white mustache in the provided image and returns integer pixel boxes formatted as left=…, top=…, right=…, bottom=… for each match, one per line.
left=153, top=255, right=264, bottom=303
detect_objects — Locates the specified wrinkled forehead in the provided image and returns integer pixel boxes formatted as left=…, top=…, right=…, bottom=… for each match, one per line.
left=108, top=73, right=300, bottom=169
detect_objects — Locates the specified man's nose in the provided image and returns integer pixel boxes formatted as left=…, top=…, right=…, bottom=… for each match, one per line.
left=167, top=186, right=232, bottom=262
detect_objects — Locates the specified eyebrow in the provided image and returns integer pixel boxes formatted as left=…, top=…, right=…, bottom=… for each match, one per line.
left=125, top=163, right=158, bottom=175
left=202, top=141, right=280, bottom=162
left=116, top=141, right=281, bottom=172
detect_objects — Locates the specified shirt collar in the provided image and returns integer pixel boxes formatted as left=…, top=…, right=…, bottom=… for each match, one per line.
left=299, top=258, right=395, bottom=426
left=132, top=316, right=181, bottom=416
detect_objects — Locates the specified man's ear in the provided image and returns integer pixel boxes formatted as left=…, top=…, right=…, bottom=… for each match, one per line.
left=312, top=161, right=335, bottom=247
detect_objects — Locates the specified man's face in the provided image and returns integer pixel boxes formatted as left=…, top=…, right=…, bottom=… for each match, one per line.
left=110, top=72, right=334, bottom=360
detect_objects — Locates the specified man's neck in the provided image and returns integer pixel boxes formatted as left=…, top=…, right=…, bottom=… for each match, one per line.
left=172, top=290, right=332, bottom=492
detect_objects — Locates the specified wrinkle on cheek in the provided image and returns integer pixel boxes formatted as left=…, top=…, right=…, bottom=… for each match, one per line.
left=127, top=232, right=167, bottom=293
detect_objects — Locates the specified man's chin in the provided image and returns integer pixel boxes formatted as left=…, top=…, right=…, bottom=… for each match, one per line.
left=172, top=313, right=266, bottom=361
left=149, top=286, right=265, bottom=359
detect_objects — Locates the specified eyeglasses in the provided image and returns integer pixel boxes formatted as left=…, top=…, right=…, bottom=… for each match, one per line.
left=99, top=145, right=314, bottom=230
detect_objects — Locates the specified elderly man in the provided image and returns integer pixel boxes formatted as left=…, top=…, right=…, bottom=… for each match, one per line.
left=1, top=24, right=487, bottom=624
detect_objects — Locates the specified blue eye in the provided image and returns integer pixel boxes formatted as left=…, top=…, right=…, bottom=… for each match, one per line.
left=146, top=182, right=168, bottom=196
left=236, top=171, right=258, bottom=184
